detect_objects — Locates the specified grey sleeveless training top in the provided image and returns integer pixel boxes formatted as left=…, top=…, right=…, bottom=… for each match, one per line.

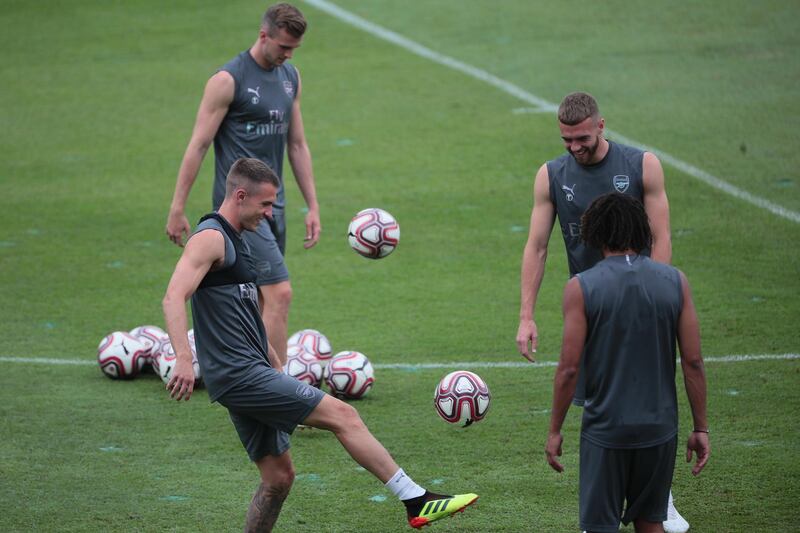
left=577, top=254, right=682, bottom=449
left=213, top=51, right=299, bottom=211
left=190, top=214, right=270, bottom=402
left=547, top=141, right=646, bottom=276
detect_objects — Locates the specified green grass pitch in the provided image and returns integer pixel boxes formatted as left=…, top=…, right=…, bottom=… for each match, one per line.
left=1, top=1, right=798, bottom=531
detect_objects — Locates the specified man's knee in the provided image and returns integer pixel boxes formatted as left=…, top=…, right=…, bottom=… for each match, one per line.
left=262, top=282, right=292, bottom=312
left=257, top=456, right=295, bottom=493
left=328, top=399, right=365, bottom=433
left=266, top=467, right=295, bottom=495
left=305, top=395, right=365, bottom=433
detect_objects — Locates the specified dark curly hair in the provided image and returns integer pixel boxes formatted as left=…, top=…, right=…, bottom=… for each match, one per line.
left=580, top=193, right=652, bottom=253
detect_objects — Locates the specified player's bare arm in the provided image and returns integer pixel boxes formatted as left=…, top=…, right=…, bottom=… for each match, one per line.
left=166, top=72, right=235, bottom=247
left=517, top=164, right=557, bottom=361
left=676, top=270, right=710, bottom=476
left=162, top=229, right=225, bottom=401
left=546, top=277, right=586, bottom=472
left=642, top=152, right=672, bottom=264
left=286, top=74, right=321, bottom=249
left=266, top=341, right=284, bottom=373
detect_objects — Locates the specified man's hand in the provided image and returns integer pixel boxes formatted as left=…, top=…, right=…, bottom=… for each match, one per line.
left=167, top=357, right=196, bottom=401
left=516, top=319, right=539, bottom=362
left=166, top=210, right=191, bottom=248
left=545, top=431, right=564, bottom=472
left=303, top=208, right=321, bottom=249
left=686, top=431, right=710, bottom=476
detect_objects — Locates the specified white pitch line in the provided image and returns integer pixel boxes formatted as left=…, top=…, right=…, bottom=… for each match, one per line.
left=302, top=0, right=800, bottom=224
left=1, top=353, right=797, bottom=369
left=0, top=356, right=96, bottom=366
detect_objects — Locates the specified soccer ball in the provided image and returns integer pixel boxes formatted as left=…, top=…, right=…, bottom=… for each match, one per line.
left=129, top=325, right=169, bottom=367
left=158, top=340, right=201, bottom=386
left=287, top=329, right=333, bottom=364
left=154, top=329, right=194, bottom=376
left=434, top=371, right=491, bottom=426
left=97, top=331, right=149, bottom=379
left=286, top=344, right=323, bottom=388
left=324, top=351, right=375, bottom=399
left=347, top=208, right=400, bottom=259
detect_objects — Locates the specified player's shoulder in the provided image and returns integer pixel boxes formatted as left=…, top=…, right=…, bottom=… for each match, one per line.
left=218, top=50, right=248, bottom=75
left=186, top=223, right=226, bottom=259
left=547, top=152, right=572, bottom=167
left=204, top=67, right=236, bottom=99
left=643, top=256, right=682, bottom=283
left=195, top=215, right=225, bottom=234
left=545, top=153, right=570, bottom=180
left=281, top=61, right=299, bottom=75
left=280, top=62, right=301, bottom=89
left=610, top=141, right=646, bottom=165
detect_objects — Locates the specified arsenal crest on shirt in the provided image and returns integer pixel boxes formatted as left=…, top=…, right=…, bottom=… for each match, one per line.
left=613, top=174, right=630, bottom=193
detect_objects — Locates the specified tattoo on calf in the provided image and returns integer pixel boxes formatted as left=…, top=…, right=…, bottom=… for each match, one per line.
left=244, top=482, right=290, bottom=533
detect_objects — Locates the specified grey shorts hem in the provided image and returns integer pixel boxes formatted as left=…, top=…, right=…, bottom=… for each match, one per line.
left=218, top=367, right=325, bottom=462
left=291, top=392, right=324, bottom=432
left=255, top=273, right=290, bottom=287
left=579, top=523, right=622, bottom=533
left=580, top=436, right=676, bottom=531
left=627, top=511, right=667, bottom=526
left=251, top=437, right=291, bottom=463
left=245, top=391, right=323, bottom=462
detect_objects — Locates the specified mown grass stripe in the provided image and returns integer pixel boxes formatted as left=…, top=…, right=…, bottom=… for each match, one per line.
left=1, top=353, right=797, bottom=368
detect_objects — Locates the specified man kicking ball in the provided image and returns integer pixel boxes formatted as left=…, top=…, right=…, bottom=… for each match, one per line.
left=162, top=158, right=478, bottom=531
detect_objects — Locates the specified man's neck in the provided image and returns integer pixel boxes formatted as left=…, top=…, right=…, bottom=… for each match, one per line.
left=217, top=205, right=242, bottom=233
left=249, top=44, right=275, bottom=70
left=602, top=248, right=639, bottom=258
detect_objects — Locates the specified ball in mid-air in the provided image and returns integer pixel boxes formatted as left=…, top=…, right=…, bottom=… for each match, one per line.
left=286, top=344, right=324, bottom=388
left=434, top=371, right=490, bottom=426
left=97, top=331, right=149, bottom=379
left=347, top=208, right=400, bottom=259
left=324, top=351, right=375, bottom=399
left=288, top=329, right=333, bottom=363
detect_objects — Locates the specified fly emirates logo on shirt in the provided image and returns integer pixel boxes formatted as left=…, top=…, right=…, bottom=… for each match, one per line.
left=246, top=109, right=288, bottom=136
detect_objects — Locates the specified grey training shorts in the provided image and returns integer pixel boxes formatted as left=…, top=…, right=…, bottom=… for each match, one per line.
left=579, top=435, right=677, bottom=533
left=243, top=212, right=289, bottom=286
left=216, top=366, right=325, bottom=461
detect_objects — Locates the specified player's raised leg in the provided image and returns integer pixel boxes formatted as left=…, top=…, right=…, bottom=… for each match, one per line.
left=303, top=394, right=397, bottom=480
left=302, top=394, right=478, bottom=528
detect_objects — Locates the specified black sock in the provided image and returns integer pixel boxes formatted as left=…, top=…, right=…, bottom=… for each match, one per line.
left=403, top=491, right=430, bottom=516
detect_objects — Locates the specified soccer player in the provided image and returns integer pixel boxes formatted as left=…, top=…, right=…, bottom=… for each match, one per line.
left=545, top=193, right=710, bottom=533
left=162, top=158, right=478, bottom=532
left=516, top=92, right=688, bottom=532
left=166, top=3, right=319, bottom=369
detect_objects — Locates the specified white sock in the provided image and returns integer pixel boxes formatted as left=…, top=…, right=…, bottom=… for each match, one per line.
left=385, top=468, right=426, bottom=501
